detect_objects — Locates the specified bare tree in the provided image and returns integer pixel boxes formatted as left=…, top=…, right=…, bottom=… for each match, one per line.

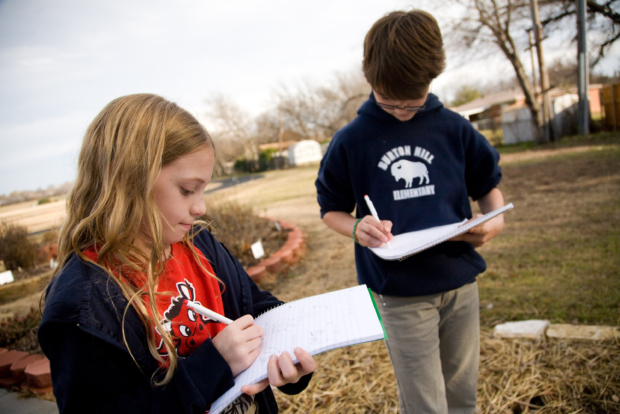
left=274, top=71, right=371, bottom=140
left=435, top=0, right=543, bottom=133
left=427, top=0, right=618, bottom=142
left=540, top=0, right=620, bottom=66
left=205, top=94, right=259, bottom=175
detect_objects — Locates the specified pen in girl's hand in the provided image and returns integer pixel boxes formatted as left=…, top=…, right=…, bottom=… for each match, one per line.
left=186, top=301, right=234, bottom=325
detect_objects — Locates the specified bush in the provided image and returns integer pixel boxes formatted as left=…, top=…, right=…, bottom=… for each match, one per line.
left=199, top=202, right=288, bottom=268
left=258, top=148, right=278, bottom=171
left=0, top=222, right=35, bottom=270
left=0, top=307, right=42, bottom=353
left=233, top=157, right=260, bottom=173
left=37, top=197, right=51, bottom=205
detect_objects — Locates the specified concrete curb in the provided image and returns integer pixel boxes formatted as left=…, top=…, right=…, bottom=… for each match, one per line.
left=493, top=320, right=620, bottom=341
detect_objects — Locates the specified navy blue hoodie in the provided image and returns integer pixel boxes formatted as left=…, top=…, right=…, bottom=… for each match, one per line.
left=39, top=229, right=311, bottom=414
left=316, top=93, right=502, bottom=297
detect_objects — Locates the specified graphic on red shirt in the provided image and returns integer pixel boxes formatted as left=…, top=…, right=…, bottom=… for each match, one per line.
left=157, top=279, right=223, bottom=358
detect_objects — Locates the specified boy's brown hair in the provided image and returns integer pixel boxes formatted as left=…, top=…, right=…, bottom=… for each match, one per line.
left=363, top=10, right=446, bottom=100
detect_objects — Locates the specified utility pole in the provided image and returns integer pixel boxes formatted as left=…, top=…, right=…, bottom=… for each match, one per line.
left=530, top=0, right=554, bottom=142
left=278, top=110, right=284, bottom=169
left=576, top=0, right=590, bottom=135
left=526, top=29, right=538, bottom=91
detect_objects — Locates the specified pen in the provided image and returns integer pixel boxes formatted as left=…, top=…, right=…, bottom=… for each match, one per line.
left=186, top=301, right=234, bottom=325
left=364, top=194, right=392, bottom=248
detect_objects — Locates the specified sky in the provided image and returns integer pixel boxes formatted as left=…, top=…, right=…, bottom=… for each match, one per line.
left=1, top=0, right=618, bottom=195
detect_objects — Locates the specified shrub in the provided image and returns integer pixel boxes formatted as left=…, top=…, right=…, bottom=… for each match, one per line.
left=0, top=222, right=35, bottom=270
left=233, top=157, right=260, bottom=173
left=199, top=201, right=287, bottom=268
left=258, top=148, right=278, bottom=171
left=37, top=198, right=51, bottom=205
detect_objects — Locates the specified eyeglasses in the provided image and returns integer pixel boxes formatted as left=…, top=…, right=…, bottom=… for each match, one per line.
left=374, top=101, right=426, bottom=112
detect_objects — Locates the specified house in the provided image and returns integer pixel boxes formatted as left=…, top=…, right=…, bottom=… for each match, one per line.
left=450, top=88, right=525, bottom=132
left=451, top=85, right=603, bottom=144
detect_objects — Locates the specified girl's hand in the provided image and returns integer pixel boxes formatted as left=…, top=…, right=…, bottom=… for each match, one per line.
left=240, top=348, right=317, bottom=396
left=355, top=215, right=393, bottom=248
left=450, top=213, right=504, bottom=247
left=212, top=315, right=264, bottom=377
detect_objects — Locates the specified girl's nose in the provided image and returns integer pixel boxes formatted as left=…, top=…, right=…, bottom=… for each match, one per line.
left=190, top=198, right=207, bottom=218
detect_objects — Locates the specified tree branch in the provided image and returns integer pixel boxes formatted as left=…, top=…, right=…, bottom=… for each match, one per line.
left=587, top=0, right=620, bottom=24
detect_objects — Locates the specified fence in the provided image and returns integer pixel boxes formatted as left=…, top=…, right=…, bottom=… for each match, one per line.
left=602, top=83, right=620, bottom=130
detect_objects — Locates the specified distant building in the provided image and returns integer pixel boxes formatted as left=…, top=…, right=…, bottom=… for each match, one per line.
left=287, top=140, right=322, bottom=166
left=450, top=85, right=603, bottom=144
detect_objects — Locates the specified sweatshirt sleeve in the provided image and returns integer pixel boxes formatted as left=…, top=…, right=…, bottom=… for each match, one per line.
left=39, top=322, right=235, bottom=414
left=315, top=136, right=357, bottom=217
left=462, top=125, right=502, bottom=201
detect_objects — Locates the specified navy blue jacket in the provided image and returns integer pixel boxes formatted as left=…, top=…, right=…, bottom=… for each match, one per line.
left=38, top=229, right=311, bottom=414
left=316, top=93, right=502, bottom=297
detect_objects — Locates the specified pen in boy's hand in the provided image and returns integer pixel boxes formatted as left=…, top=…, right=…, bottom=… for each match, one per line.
left=364, top=195, right=392, bottom=248
left=186, top=301, right=234, bottom=325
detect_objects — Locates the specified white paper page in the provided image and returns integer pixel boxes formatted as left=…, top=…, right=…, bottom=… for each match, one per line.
left=210, top=284, right=384, bottom=414
left=369, top=203, right=514, bottom=261
left=370, top=220, right=466, bottom=261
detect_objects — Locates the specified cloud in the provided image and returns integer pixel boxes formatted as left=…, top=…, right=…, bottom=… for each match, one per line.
left=0, top=112, right=85, bottom=169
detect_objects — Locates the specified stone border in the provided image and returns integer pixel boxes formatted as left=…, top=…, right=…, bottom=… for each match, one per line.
left=0, top=348, right=52, bottom=395
left=493, top=320, right=620, bottom=341
left=245, top=219, right=306, bottom=284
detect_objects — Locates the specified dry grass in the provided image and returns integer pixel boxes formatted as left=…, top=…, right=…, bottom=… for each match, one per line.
left=476, top=332, right=620, bottom=413
left=277, top=342, right=398, bottom=414
left=275, top=333, right=620, bottom=414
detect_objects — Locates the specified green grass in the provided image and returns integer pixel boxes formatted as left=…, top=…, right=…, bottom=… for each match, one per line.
left=208, top=133, right=620, bottom=327
left=494, top=130, right=620, bottom=154
left=477, top=134, right=620, bottom=327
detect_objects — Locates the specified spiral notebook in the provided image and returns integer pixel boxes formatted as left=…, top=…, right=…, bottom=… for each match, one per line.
left=209, top=284, right=386, bottom=414
left=369, top=203, right=514, bottom=261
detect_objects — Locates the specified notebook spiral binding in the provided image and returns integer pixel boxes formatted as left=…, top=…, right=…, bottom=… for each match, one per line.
left=398, top=203, right=514, bottom=261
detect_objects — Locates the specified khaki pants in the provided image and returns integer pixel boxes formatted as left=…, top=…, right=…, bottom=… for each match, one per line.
left=376, top=282, right=480, bottom=414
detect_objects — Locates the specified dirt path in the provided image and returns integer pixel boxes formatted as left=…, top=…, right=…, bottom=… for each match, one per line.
left=204, top=165, right=360, bottom=302
left=262, top=195, right=358, bottom=301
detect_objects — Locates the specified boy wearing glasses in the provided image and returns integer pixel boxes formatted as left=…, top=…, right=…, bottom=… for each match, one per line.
left=316, top=10, right=505, bottom=414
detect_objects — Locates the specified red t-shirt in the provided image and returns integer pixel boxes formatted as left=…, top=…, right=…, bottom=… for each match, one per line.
left=83, top=244, right=256, bottom=413
left=83, top=243, right=226, bottom=359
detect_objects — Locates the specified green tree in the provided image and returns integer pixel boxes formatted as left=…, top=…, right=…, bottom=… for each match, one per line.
left=451, top=85, right=483, bottom=107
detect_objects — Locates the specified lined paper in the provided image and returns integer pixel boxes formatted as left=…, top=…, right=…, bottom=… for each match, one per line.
left=210, top=285, right=385, bottom=414
left=369, top=203, right=514, bottom=261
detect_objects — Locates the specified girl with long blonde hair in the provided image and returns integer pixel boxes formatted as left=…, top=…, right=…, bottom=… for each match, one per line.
left=39, top=94, right=315, bottom=414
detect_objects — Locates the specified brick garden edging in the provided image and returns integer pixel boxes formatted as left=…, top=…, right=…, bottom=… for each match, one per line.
left=0, top=348, right=52, bottom=395
left=0, top=218, right=307, bottom=398
left=244, top=219, right=306, bottom=284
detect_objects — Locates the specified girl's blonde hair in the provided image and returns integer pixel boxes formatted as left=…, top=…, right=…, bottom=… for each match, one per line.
left=53, top=93, right=215, bottom=385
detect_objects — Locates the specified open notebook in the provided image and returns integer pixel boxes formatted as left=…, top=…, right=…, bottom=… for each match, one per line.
left=209, top=284, right=386, bottom=414
left=369, top=203, right=514, bottom=261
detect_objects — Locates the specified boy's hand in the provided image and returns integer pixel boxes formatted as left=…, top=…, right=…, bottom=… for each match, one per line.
left=212, top=315, right=264, bottom=377
left=355, top=215, right=393, bottom=247
left=452, top=187, right=505, bottom=247
left=240, top=348, right=317, bottom=396
left=451, top=213, right=504, bottom=247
